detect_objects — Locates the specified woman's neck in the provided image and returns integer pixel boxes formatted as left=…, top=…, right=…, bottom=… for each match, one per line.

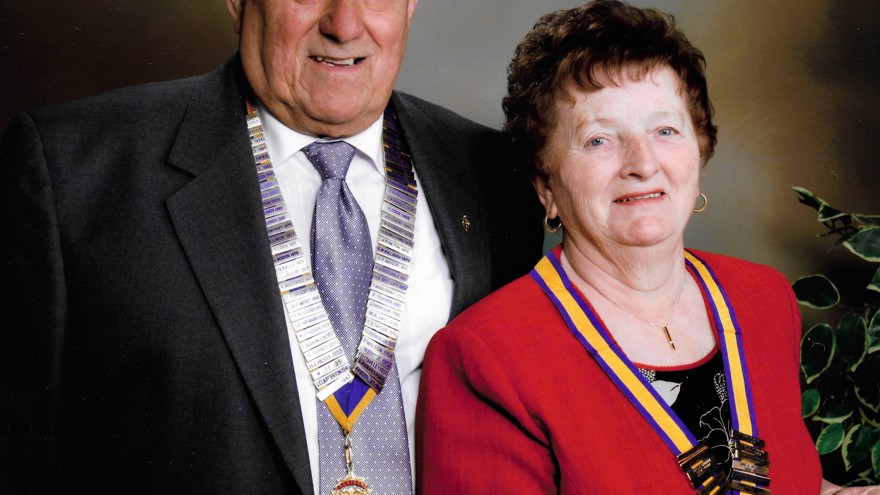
left=562, top=236, right=685, bottom=296
left=560, top=237, right=716, bottom=366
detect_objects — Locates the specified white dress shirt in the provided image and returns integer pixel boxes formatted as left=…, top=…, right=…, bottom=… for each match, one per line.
left=258, top=104, right=453, bottom=493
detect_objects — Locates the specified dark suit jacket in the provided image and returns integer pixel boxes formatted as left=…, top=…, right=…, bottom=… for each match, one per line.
left=0, top=54, right=542, bottom=494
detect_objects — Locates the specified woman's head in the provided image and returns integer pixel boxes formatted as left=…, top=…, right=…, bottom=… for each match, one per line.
left=503, top=0, right=717, bottom=179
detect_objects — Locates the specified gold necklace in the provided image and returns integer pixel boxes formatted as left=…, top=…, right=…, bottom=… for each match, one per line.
left=590, top=276, right=687, bottom=350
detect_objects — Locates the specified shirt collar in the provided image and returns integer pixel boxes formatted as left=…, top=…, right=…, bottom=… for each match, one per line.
left=257, top=101, right=385, bottom=174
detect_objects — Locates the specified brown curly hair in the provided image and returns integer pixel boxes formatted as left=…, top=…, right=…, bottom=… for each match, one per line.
left=502, top=0, right=717, bottom=178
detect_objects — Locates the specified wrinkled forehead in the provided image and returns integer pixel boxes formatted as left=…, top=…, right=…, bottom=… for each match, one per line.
left=549, top=65, right=692, bottom=140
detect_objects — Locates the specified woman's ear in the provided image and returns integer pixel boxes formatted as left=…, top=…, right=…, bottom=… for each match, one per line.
left=533, top=175, right=558, bottom=219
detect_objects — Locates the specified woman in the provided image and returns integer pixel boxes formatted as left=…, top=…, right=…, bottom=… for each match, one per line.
left=416, top=1, right=878, bottom=494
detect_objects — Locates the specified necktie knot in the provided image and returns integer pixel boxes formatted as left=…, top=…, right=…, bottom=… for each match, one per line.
left=303, top=141, right=356, bottom=180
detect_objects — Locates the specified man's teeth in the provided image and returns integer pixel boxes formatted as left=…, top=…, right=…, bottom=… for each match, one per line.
left=617, top=192, right=662, bottom=202
left=314, top=56, right=358, bottom=66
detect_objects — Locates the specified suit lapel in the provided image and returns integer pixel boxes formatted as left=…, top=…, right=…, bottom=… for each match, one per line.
left=391, top=93, right=492, bottom=318
left=164, top=57, right=313, bottom=494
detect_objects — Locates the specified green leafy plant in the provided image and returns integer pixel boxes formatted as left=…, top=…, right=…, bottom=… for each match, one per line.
left=794, top=186, right=880, bottom=486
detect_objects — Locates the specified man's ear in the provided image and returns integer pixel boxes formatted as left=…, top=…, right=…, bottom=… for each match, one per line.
left=226, top=0, right=244, bottom=35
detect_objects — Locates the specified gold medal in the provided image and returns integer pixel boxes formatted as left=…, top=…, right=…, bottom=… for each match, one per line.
left=331, top=472, right=371, bottom=495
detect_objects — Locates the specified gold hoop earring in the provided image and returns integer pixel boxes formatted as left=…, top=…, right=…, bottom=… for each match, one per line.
left=544, top=215, right=562, bottom=234
left=693, top=192, right=708, bottom=213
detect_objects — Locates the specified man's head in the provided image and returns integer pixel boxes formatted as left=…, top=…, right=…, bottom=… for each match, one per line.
left=226, top=0, right=418, bottom=137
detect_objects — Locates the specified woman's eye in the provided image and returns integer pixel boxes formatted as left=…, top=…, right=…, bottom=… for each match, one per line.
left=658, top=127, right=677, bottom=136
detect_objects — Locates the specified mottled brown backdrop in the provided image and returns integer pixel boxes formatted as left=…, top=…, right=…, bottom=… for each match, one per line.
left=2, top=1, right=878, bottom=322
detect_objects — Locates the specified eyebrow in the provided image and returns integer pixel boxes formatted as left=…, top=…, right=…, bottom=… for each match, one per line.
left=574, top=109, right=687, bottom=133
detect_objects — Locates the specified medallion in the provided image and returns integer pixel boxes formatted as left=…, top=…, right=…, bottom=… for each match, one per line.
left=331, top=471, right=372, bottom=495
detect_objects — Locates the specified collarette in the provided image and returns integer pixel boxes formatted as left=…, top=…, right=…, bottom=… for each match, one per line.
left=256, top=101, right=385, bottom=175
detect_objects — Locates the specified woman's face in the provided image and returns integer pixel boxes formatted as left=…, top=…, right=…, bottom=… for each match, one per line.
left=536, top=65, right=702, bottom=253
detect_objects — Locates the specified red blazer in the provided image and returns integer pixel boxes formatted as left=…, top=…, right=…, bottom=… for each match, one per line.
left=416, top=249, right=821, bottom=494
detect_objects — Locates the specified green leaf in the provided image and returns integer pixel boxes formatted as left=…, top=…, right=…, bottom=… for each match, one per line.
left=819, top=205, right=850, bottom=223
left=793, top=186, right=824, bottom=211
left=816, top=401, right=855, bottom=424
left=844, top=424, right=880, bottom=471
left=869, top=309, right=880, bottom=354
left=855, top=380, right=880, bottom=413
left=873, top=438, right=880, bottom=477
left=801, top=323, right=836, bottom=383
left=837, top=312, right=869, bottom=372
left=803, top=389, right=821, bottom=418
left=861, top=407, right=880, bottom=428
left=843, top=227, right=880, bottom=262
left=817, top=423, right=845, bottom=454
left=854, top=214, right=880, bottom=227
left=869, top=268, right=880, bottom=295
left=792, top=186, right=849, bottom=221
left=864, top=424, right=880, bottom=442
left=843, top=424, right=865, bottom=471
left=793, top=275, right=840, bottom=309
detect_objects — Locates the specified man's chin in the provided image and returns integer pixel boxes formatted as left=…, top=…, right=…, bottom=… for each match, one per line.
left=300, top=107, right=385, bottom=138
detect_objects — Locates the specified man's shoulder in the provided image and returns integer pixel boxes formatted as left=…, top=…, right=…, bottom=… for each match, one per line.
left=391, top=91, right=498, bottom=137
left=25, top=56, right=239, bottom=135
left=389, top=90, right=510, bottom=164
left=29, top=76, right=191, bottom=128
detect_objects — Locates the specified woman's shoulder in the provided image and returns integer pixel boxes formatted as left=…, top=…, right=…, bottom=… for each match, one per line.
left=686, top=248, right=795, bottom=308
left=424, top=268, right=582, bottom=398
left=448, top=273, right=549, bottom=327
left=686, top=249, right=790, bottom=284
left=432, top=271, right=563, bottom=350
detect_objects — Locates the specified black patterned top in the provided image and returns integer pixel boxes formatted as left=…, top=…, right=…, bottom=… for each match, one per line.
left=638, top=349, right=733, bottom=476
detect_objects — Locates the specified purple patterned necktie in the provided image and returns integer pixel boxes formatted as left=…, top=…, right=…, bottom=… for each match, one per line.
left=305, top=141, right=413, bottom=495
left=306, top=140, right=372, bottom=356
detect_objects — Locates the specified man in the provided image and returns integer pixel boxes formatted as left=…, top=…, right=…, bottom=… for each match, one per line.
left=0, top=0, right=542, bottom=493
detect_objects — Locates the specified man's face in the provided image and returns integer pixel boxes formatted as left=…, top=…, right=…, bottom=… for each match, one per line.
left=227, top=0, right=418, bottom=137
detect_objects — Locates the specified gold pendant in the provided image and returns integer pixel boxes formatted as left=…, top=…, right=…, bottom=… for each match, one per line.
left=331, top=471, right=372, bottom=495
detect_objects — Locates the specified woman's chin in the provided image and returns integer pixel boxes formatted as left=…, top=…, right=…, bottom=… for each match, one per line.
left=618, top=221, right=680, bottom=248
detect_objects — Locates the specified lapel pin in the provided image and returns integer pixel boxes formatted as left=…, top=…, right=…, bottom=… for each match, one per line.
left=460, top=215, right=471, bottom=232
